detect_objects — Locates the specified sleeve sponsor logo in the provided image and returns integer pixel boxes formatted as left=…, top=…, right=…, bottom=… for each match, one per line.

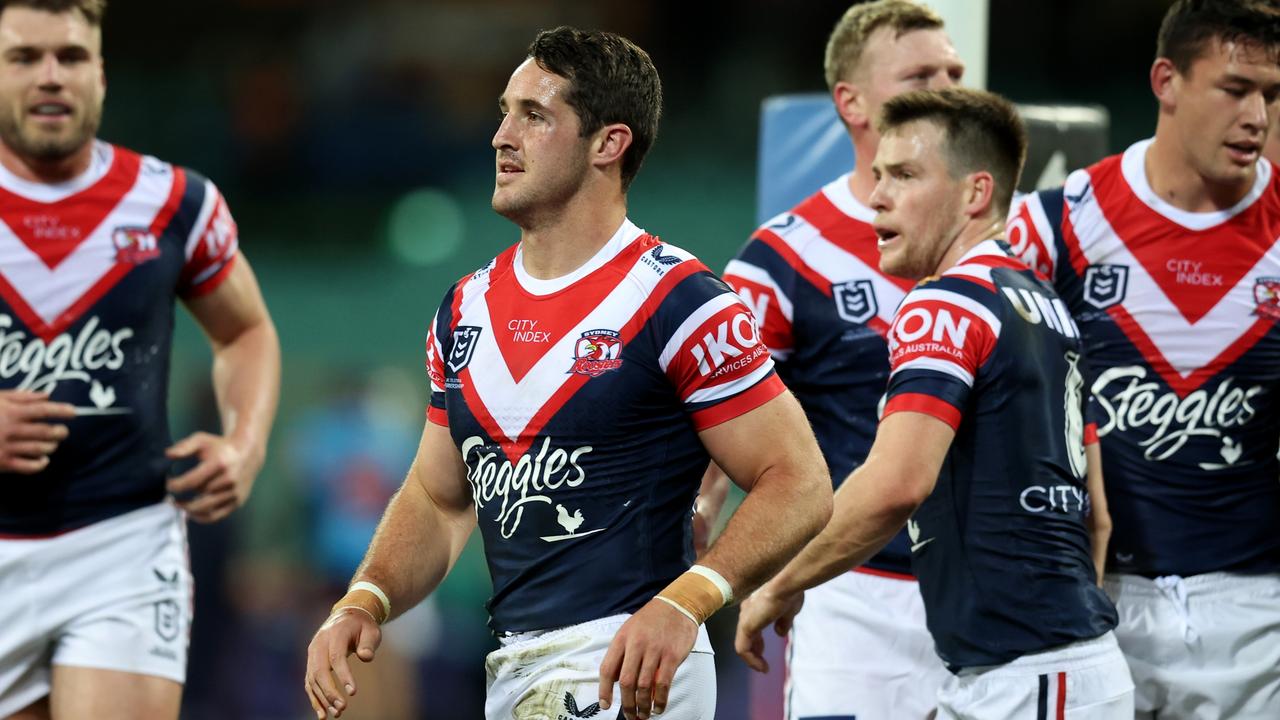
left=690, top=312, right=764, bottom=377
left=733, top=285, right=772, bottom=324
left=889, top=306, right=970, bottom=360
left=569, top=329, right=624, bottom=377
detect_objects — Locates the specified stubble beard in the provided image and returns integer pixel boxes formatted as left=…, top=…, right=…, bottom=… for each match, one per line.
left=0, top=103, right=100, bottom=163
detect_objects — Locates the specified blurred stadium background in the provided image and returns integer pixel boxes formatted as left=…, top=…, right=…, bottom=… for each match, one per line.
left=116, top=1, right=1187, bottom=717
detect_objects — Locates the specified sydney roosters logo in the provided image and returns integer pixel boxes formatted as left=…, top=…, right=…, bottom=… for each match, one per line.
left=1254, top=277, right=1280, bottom=320
left=569, top=329, right=623, bottom=377
left=112, top=226, right=160, bottom=265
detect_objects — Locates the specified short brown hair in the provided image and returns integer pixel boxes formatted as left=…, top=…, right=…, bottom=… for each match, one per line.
left=878, top=87, right=1028, bottom=216
left=824, top=0, right=944, bottom=91
left=0, top=0, right=105, bottom=25
left=1157, top=0, right=1280, bottom=75
left=528, top=26, right=662, bottom=192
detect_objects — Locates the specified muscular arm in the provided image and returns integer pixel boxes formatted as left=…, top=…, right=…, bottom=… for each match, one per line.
left=735, top=410, right=952, bottom=671
left=305, top=420, right=475, bottom=718
left=697, top=391, right=833, bottom=597
left=349, top=420, right=477, bottom=618
left=170, top=255, right=280, bottom=522
left=596, top=390, right=830, bottom=719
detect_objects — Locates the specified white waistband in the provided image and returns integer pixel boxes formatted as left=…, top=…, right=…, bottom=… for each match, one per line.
left=957, top=632, right=1120, bottom=677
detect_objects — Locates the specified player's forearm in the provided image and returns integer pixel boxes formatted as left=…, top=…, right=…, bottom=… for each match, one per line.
left=209, top=317, right=280, bottom=464
left=765, top=463, right=916, bottom=599
left=349, top=461, right=476, bottom=621
left=1084, top=441, right=1111, bottom=583
left=700, top=459, right=831, bottom=599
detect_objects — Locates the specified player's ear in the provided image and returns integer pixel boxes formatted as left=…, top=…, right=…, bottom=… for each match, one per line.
left=1150, top=57, right=1179, bottom=111
left=964, top=171, right=996, bottom=218
left=833, top=80, right=870, bottom=131
left=592, top=123, right=633, bottom=172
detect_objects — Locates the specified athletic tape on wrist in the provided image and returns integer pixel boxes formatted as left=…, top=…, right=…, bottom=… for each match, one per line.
left=654, top=595, right=700, bottom=626
left=655, top=568, right=727, bottom=626
left=689, top=564, right=734, bottom=605
left=350, top=581, right=391, bottom=620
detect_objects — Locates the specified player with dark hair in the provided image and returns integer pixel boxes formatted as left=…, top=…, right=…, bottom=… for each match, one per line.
left=1007, top=1, right=1280, bottom=716
left=304, top=26, right=831, bottom=720
left=738, top=87, right=1134, bottom=719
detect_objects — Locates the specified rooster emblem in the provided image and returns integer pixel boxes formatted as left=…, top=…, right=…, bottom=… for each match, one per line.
left=563, top=691, right=601, bottom=718
left=556, top=504, right=585, bottom=535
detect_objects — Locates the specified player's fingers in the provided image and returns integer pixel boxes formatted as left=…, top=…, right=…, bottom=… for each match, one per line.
left=312, top=653, right=346, bottom=717
left=3, top=390, right=49, bottom=403
left=634, top=647, right=661, bottom=719
left=651, top=655, right=676, bottom=716
left=166, top=458, right=221, bottom=494
left=11, top=420, right=69, bottom=442
left=355, top=623, right=381, bottom=664
left=0, top=454, right=50, bottom=474
left=164, top=432, right=211, bottom=459
left=734, top=626, right=768, bottom=674
left=617, top=638, right=642, bottom=720
left=328, top=648, right=356, bottom=711
left=183, top=493, right=238, bottom=524
left=303, top=678, right=326, bottom=720
left=597, top=635, right=624, bottom=711
left=4, top=440, right=56, bottom=457
left=23, top=401, right=77, bottom=420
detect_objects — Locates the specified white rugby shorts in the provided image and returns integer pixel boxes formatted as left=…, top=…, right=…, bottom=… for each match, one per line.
left=786, top=569, right=946, bottom=720
left=1106, top=572, right=1280, bottom=719
left=0, top=502, right=192, bottom=717
left=937, top=631, right=1133, bottom=720
left=485, top=613, right=715, bottom=719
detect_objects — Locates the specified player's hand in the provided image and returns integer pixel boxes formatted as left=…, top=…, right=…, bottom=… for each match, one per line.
left=0, top=390, right=75, bottom=473
left=165, top=431, right=263, bottom=523
left=305, top=608, right=382, bottom=719
left=691, top=504, right=715, bottom=558
left=598, top=598, right=698, bottom=719
left=735, top=586, right=804, bottom=673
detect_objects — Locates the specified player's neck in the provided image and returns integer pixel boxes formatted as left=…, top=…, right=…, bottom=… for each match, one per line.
left=1146, top=132, right=1254, bottom=213
left=848, top=135, right=880, bottom=206
left=0, top=139, right=95, bottom=184
left=518, top=192, right=628, bottom=280
left=933, top=215, right=1004, bottom=275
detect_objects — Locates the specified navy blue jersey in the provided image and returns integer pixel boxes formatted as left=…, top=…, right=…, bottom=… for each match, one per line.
left=426, top=220, right=785, bottom=633
left=1008, top=141, right=1280, bottom=577
left=884, top=240, right=1117, bottom=669
left=723, top=175, right=916, bottom=576
left=0, top=142, right=238, bottom=536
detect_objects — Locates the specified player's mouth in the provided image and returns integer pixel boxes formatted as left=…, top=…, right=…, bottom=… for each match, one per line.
left=496, top=157, right=524, bottom=181
left=874, top=225, right=901, bottom=250
left=28, top=101, right=72, bottom=121
left=1224, top=139, right=1261, bottom=165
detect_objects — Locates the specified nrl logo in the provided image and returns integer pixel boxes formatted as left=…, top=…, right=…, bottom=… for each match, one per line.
left=832, top=279, right=877, bottom=324
left=1082, top=264, right=1128, bottom=309
left=447, top=326, right=482, bottom=373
